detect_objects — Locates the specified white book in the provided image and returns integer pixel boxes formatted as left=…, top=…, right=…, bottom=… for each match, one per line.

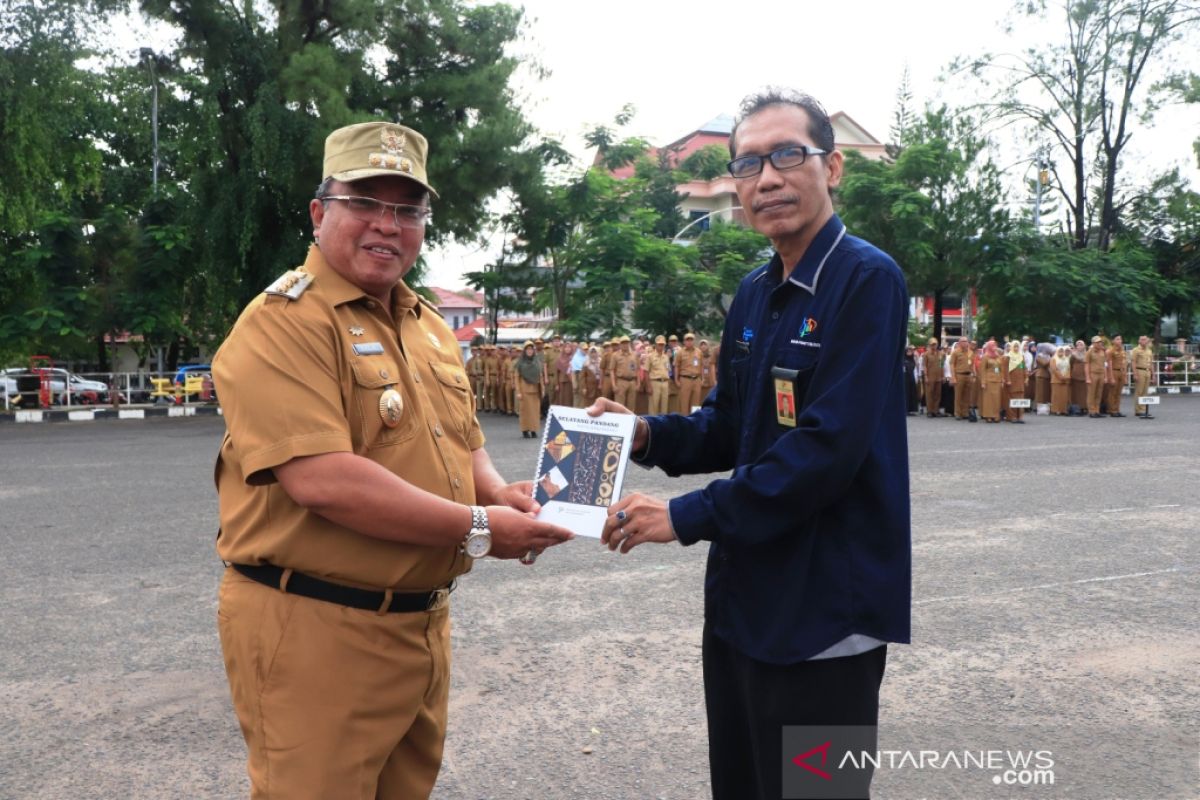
left=531, top=405, right=637, bottom=538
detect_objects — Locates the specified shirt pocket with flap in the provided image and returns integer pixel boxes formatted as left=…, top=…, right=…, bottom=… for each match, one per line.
left=350, top=358, right=419, bottom=449
left=428, top=361, right=473, bottom=437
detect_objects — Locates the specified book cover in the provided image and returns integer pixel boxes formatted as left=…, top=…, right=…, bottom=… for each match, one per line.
left=531, top=405, right=637, bottom=538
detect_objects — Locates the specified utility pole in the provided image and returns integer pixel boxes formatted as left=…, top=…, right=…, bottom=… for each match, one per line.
left=140, top=48, right=159, bottom=192
left=1032, top=145, right=1049, bottom=233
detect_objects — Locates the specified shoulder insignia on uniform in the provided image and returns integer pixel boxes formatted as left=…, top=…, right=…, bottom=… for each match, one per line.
left=417, top=296, right=444, bottom=319
left=264, top=268, right=313, bottom=300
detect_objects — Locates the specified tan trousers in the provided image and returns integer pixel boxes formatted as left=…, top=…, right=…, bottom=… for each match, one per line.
left=1133, top=370, right=1150, bottom=414
left=218, top=569, right=450, bottom=800
left=924, top=380, right=942, bottom=415
left=1105, top=376, right=1124, bottom=415
left=1087, top=379, right=1105, bottom=415
left=678, top=377, right=703, bottom=413
left=614, top=378, right=638, bottom=410
left=648, top=379, right=670, bottom=414
left=953, top=374, right=973, bottom=417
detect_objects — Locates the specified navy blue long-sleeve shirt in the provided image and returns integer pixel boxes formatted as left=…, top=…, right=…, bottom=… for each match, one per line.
left=638, top=214, right=911, bottom=664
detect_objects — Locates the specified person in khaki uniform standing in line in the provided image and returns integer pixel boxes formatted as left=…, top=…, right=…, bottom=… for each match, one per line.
left=699, top=338, right=717, bottom=397
left=1131, top=335, right=1156, bottom=418
left=1069, top=340, right=1088, bottom=414
left=1003, top=341, right=1027, bottom=423
left=466, top=344, right=483, bottom=409
left=948, top=337, right=974, bottom=420
left=1084, top=335, right=1112, bottom=418
left=544, top=335, right=561, bottom=406
left=515, top=340, right=544, bottom=438
left=611, top=335, right=639, bottom=409
left=644, top=335, right=672, bottom=414
left=599, top=340, right=615, bottom=400
left=1106, top=335, right=1128, bottom=417
left=662, top=334, right=680, bottom=413
left=675, top=332, right=704, bottom=413
left=921, top=338, right=944, bottom=417
left=212, top=121, right=573, bottom=800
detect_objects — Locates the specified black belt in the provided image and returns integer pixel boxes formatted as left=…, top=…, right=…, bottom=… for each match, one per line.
left=232, top=563, right=451, bottom=613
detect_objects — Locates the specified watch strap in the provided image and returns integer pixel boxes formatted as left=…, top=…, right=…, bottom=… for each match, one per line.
left=469, top=505, right=489, bottom=532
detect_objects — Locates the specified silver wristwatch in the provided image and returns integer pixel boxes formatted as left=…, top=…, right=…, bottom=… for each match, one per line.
left=462, top=505, right=492, bottom=558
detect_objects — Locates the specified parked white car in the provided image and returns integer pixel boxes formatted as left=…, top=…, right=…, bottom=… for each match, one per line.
left=1, top=367, right=112, bottom=405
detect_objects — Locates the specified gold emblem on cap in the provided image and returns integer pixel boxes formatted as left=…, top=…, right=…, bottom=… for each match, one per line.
left=368, top=127, right=408, bottom=171
left=379, top=388, right=404, bottom=428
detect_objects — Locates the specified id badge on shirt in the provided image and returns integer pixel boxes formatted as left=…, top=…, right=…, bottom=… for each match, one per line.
left=772, top=366, right=800, bottom=428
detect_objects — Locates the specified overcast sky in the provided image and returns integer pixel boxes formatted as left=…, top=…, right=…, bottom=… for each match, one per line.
left=426, top=0, right=1200, bottom=289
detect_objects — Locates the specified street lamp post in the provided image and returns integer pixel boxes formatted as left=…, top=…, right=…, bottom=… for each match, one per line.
left=140, top=48, right=159, bottom=191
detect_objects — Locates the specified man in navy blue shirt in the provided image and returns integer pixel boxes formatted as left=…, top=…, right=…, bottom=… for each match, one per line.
left=590, top=89, right=911, bottom=799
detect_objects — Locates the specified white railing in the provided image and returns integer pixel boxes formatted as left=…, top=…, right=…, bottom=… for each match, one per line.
left=2, top=371, right=219, bottom=411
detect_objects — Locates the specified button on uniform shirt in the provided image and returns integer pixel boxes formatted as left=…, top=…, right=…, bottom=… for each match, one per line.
left=213, top=245, right=481, bottom=591
left=636, top=215, right=911, bottom=663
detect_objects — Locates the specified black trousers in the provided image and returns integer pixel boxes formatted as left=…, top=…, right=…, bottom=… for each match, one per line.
left=703, top=624, right=887, bottom=800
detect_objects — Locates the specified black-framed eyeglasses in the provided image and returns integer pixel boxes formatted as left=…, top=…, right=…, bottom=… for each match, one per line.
left=319, top=195, right=432, bottom=229
left=727, top=145, right=828, bottom=179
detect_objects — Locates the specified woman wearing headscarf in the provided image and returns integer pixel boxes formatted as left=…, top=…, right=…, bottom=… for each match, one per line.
left=903, top=345, right=920, bottom=414
left=1050, top=346, right=1072, bottom=415
left=1069, top=340, right=1088, bottom=415
left=980, top=341, right=1005, bottom=422
left=583, top=345, right=602, bottom=406
left=1005, top=341, right=1028, bottom=423
left=516, top=341, right=545, bottom=438
left=555, top=343, right=574, bottom=406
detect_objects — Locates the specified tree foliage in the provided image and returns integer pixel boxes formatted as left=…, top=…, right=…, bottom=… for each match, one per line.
left=0, top=0, right=552, bottom=369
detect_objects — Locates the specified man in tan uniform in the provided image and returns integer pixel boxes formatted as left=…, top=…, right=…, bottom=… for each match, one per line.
left=699, top=339, right=717, bottom=397
left=611, top=335, right=639, bottom=409
left=921, top=338, right=944, bottom=417
left=644, top=335, right=672, bottom=414
left=466, top=344, right=483, bottom=409
left=948, top=337, right=974, bottom=420
left=1106, top=335, right=1127, bottom=417
left=1131, top=335, right=1156, bottom=418
left=1084, top=335, right=1111, bottom=418
left=599, top=340, right=615, bottom=400
left=212, top=121, right=572, bottom=800
left=675, top=333, right=704, bottom=413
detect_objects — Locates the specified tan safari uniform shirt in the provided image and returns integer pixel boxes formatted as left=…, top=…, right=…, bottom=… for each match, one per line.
left=213, top=245, right=482, bottom=591
left=645, top=350, right=671, bottom=381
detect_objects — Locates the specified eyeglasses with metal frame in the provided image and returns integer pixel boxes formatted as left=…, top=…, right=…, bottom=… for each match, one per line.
left=726, top=145, right=829, bottom=179
left=319, top=195, right=432, bottom=228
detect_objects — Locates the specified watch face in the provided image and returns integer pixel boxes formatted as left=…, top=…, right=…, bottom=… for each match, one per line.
left=465, top=532, right=492, bottom=558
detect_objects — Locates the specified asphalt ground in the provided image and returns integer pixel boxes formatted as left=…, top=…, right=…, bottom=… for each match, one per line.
left=1, top=400, right=1197, bottom=799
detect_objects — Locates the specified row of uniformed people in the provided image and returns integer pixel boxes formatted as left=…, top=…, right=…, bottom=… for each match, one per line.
left=464, top=333, right=720, bottom=438
left=907, top=334, right=1158, bottom=422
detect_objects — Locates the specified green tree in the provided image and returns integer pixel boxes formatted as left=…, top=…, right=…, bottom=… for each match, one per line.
left=839, top=106, right=1010, bottom=339
left=963, top=0, right=1200, bottom=250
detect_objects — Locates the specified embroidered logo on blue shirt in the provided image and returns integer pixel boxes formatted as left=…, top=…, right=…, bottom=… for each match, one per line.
left=798, top=317, right=818, bottom=338
left=742, top=326, right=755, bottom=342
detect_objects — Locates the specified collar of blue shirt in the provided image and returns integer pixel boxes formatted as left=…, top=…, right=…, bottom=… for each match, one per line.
left=762, top=214, right=848, bottom=295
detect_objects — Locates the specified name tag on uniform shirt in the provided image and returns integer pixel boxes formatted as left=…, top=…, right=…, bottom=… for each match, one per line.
left=353, top=342, right=385, bottom=355
left=772, top=366, right=799, bottom=428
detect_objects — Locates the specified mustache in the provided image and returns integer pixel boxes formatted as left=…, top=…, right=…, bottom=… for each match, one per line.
left=752, top=194, right=800, bottom=212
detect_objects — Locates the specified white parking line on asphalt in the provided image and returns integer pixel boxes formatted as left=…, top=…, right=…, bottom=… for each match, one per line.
left=914, top=566, right=1194, bottom=606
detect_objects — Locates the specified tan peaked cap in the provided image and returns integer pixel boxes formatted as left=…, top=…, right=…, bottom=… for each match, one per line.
left=323, top=121, right=438, bottom=199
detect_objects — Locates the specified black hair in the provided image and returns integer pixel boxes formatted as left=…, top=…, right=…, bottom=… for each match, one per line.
left=729, top=88, right=835, bottom=157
